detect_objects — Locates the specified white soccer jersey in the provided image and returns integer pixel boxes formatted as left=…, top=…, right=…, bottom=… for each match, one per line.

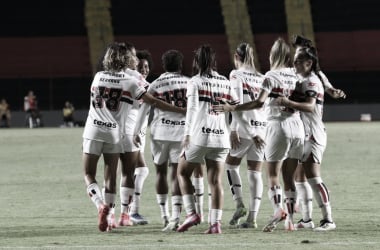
left=82, top=71, right=147, bottom=144
left=149, top=72, right=189, bottom=141
left=123, top=68, right=149, bottom=135
left=229, top=68, right=267, bottom=139
left=262, top=67, right=300, bottom=120
left=185, top=70, right=239, bottom=148
left=295, top=72, right=326, bottom=146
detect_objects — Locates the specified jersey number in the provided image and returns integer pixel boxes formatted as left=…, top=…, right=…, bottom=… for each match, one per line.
left=92, top=86, right=122, bottom=111
left=162, top=89, right=187, bottom=108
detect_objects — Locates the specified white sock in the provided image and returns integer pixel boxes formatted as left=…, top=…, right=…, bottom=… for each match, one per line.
left=156, top=194, right=169, bottom=219
left=210, top=209, right=223, bottom=224
left=295, top=181, right=313, bottom=221
left=308, top=177, right=333, bottom=222
left=130, top=166, right=149, bottom=214
left=182, top=194, right=196, bottom=216
left=87, top=183, right=103, bottom=210
left=225, top=163, right=243, bottom=202
left=208, top=184, right=212, bottom=224
left=268, top=185, right=283, bottom=215
left=120, top=187, right=134, bottom=214
left=247, top=170, right=263, bottom=221
left=284, top=190, right=296, bottom=222
left=171, top=195, right=182, bottom=220
left=192, top=177, right=204, bottom=217
left=104, top=192, right=116, bottom=222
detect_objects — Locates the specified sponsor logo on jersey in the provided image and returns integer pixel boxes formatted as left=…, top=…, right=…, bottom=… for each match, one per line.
left=250, top=120, right=267, bottom=127
left=93, top=119, right=117, bottom=128
left=161, top=118, right=185, bottom=126
left=202, top=127, right=224, bottom=134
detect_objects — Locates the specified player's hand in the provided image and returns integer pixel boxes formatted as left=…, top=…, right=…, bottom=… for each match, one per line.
left=253, top=135, right=265, bottom=149
left=182, top=135, right=190, bottom=149
left=133, top=134, right=141, bottom=147
left=275, top=96, right=289, bottom=106
left=212, top=103, right=235, bottom=112
left=329, top=88, right=346, bottom=99
left=230, top=131, right=241, bottom=150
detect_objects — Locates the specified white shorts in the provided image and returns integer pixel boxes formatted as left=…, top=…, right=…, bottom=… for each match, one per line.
left=82, top=138, right=123, bottom=155
left=183, top=143, right=228, bottom=164
left=229, top=137, right=264, bottom=161
left=302, top=134, right=326, bottom=164
left=151, top=140, right=182, bottom=165
left=121, top=134, right=140, bottom=153
left=264, top=117, right=304, bottom=162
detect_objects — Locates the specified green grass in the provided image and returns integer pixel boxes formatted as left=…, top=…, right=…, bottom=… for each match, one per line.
left=0, top=122, right=380, bottom=249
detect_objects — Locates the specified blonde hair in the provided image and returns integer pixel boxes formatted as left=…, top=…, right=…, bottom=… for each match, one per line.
left=103, top=42, right=128, bottom=72
left=269, top=38, right=291, bottom=70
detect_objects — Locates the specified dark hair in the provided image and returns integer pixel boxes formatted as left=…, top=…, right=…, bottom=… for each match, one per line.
left=192, top=44, right=216, bottom=77
left=162, top=50, right=183, bottom=72
left=296, top=46, right=327, bottom=84
left=292, top=34, right=313, bottom=48
left=137, top=49, right=154, bottom=71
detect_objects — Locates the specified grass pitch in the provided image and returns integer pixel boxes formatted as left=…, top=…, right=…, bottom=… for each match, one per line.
left=0, top=122, right=379, bottom=249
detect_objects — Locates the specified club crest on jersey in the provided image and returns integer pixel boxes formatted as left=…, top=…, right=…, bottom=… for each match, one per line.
left=202, top=127, right=224, bottom=134
left=93, top=119, right=117, bottom=128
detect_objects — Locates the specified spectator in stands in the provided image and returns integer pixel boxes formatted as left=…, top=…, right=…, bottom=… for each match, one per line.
left=0, top=98, right=11, bottom=128
left=62, top=101, right=75, bottom=127
left=24, top=90, right=42, bottom=128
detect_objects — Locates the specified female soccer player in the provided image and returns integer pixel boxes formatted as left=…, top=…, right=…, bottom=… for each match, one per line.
left=127, top=49, right=154, bottom=225
left=82, top=42, right=148, bottom=232
left=225, top=42, right=267, bottom=229
left=133, top=49, right=188, bottom=231
left=118, top=45, right=186, bottom=227
left=276, top=46, right=336, bottom=231
left=214, top=38, right=304, bottom=232
left=175, top=44, right=257, bottom=234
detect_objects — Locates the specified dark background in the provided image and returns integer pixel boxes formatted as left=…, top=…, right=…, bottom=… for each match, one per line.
left=1, top=0, right=379, bottom=111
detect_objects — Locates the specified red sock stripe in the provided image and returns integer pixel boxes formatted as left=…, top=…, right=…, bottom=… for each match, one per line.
left=317, top=183, right=329, bottom=203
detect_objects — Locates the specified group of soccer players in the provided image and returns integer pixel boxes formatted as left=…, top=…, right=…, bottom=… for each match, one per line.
left=82, top=35, right=346, bottom=234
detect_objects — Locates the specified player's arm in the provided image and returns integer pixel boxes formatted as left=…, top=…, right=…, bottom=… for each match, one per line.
left=213, top=89, right=268, bottom=112
left=277, top=94, right=315, bottom=113
left=141, top=92, right=186, bottom=114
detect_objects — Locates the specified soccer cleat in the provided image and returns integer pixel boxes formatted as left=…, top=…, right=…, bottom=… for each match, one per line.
left=176, top=213, right=201, bottom=232
left=130, top=213, right=149, bottom=225
left=313, top=219, right=336, bottom=232
left=294, top=219, right=315, bottom=229
left=118, top=213, right=133, bottom=227
left=262, top=208, right=287, bottom=233
left=284, top=218, right=296, bottom=231
left=238, top=220, right=258, bottom=229
left=162, top=218, right=180, bottom=232
left=204, top=222, right=222, bottom=234
left=229, top=206, right=247, bottom=226
left=162, top=216, right=169, bottom=227
left=98, top=204, right=110, bottom=232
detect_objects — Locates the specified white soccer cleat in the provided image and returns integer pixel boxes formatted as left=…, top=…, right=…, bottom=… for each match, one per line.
left=314, top=219, right=336, bottom=232
left=294, top=219, right=315, bottom=229
left=162, top=218, right=180, bottom=232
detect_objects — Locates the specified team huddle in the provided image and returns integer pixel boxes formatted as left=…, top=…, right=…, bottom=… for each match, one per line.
left=81, top=35, right=346, bottom=234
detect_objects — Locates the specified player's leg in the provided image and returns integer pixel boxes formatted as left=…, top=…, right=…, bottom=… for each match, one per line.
left=192, top=163, right=205, bottom=222
left=294, top=163, right=314, bottom=229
